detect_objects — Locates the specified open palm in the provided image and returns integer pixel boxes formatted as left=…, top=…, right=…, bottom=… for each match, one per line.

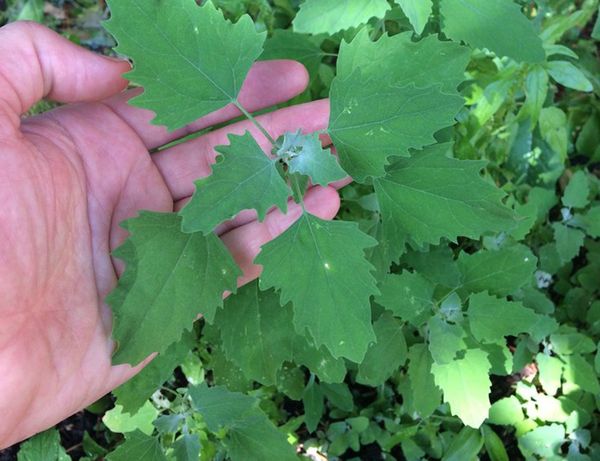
left=0, top=22, right=340, bottom=448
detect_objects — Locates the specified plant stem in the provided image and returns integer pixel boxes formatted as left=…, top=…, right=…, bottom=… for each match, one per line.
left=233, top=100, right=277, bottom=146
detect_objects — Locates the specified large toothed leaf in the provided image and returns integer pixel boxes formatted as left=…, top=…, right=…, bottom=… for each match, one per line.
left=440, top=0, right=545, bottom=63
left=329, top=32, right=468, bottom=182
left=104, top=0, right=265, bottom=130
left=431, top=349, right=492, bottom=428
left=180, top=132, right=290, bottom=234
left=356, top=312, right=408, bottom=386
left=467, top=292, right=547, bottom=344
left=293, top=0, right=390, bottom=35
left=374, top=144, right=516, bottom=247
left=256, top=212, right=378, bottom=362
left=108, top=212, right=241, bottom=365
left=215, top=283, right=294, bottom=385
left=458, top=245, right=537, bottom=297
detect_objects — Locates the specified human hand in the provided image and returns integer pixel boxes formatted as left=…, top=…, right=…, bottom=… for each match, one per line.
left=0, top=22, right=340, bottom=448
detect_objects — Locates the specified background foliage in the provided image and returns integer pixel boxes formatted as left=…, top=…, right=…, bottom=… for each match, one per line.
left=2, top=0, right=600, bottom=460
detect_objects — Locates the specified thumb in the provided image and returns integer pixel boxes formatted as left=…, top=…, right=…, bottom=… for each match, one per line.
left=0, top=21, right=130, bottom=129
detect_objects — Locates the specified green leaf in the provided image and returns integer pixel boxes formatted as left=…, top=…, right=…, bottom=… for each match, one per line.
left=520, top=65, right=549, bottom=127
left=442, top=427, right=483, bottom=461
left=321, top=383, right=354, bottom=412
left=407, top=344, right=442, bottom=418
left=374, top=144, right=516, bottom=246
left=106, top=431, right=167, bottom=461
left=440, top=0, right=545, bottom=63
left=563, top=170, right=591, bottom=208
left=394, top=0, right=432, bottom=34
left=553, top=223, right=585, bottom=264
left=428, top=315, right=467, bottom=365
left=291, top=335, right=347, bottom=383
left=356, top=312, right=408, bottom=386
left=593, top=8, right=600, bottom=40
left=431, top=349, right=492, bottom=428
left=550, top=331, right=597, bottom=355
left=261, top=29, right=323, bottom=78
left=256, top=212, right=378, bottom=362
left=467, top=292, right=545, bottom=343
left=336, top=30, right=469, bottom=90
left=180, top=132, right=290, bottom=234
left=215, top=282, right=294, bottom=385
left=329, top=32, right=468, bottom=182
left=536, top=353, right=563, bottom=396
left=458, top=245, right=537, bottom=296
left=114, top=332, right=194, bottom=414
left=488, top=396, right=524, bottom=426
left=17, top=429, right=70, bottom=461
left=103, top=402, right=158, bottom=435
left=189, top=385, right=297, bottom=460
left=303, top=379, right=324, bottom=433
left=108, top=212, right=241, bottom=365
left=274, top=130, right=346, bottom=186
left=402, top=245, right=461, bottom=288
left=547, top=61, right=593, bottom=92
left=563, top=355, right=600, bottom=394
left=293, top=0, right=390, bottom=35
left=173, top=435, right=201, bottom=461
left=580, top=206, right=600, bottom=238
left=375, top=271, right=435, bottom=327
left=104, top=0, right=265, bottom=130
left=518, top=424, right=565, bottom=458
left=481, top=425, right=509, bottom=461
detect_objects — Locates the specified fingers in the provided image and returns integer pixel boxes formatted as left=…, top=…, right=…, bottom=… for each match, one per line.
left=154, top=99, right=331, bottom=201
left=103, top=60, right=310, bottom=150
left=0, top=22, right=130, bottom=135
left=221, top=186, right=341, bottom=288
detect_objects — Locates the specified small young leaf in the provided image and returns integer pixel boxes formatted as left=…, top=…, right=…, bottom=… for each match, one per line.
left=440, top=0, right=545, bottom=63
left=181, top=132, right=290, bottom=234
left=303, top=379, right=324, bottom=433
left=104, top=0, right=265, bottom=130
left=256, top=212, right=378, bottom=362
left=274, top=130, right=346, bottom=186
left=356, top=312, right=407, bottom=386
left=547, top=61, right=593, bottom=92
left=563, top=170, right=591, bottom=208
left=553, top=223, right=585, bottom=264
left=293, top=0, right=390, bottom=35
left=432, top=349, right=492, bottom=428
left=109, top=212, right=241, bottom=365
left=443, top=427, right=484, bottom=461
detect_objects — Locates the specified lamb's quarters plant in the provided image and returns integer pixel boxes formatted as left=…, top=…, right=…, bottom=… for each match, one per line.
left=12, top=0, right=600, bottom=459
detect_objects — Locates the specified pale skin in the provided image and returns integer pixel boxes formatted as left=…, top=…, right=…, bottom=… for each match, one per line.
left=0, top=22, right=342, bottom=448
